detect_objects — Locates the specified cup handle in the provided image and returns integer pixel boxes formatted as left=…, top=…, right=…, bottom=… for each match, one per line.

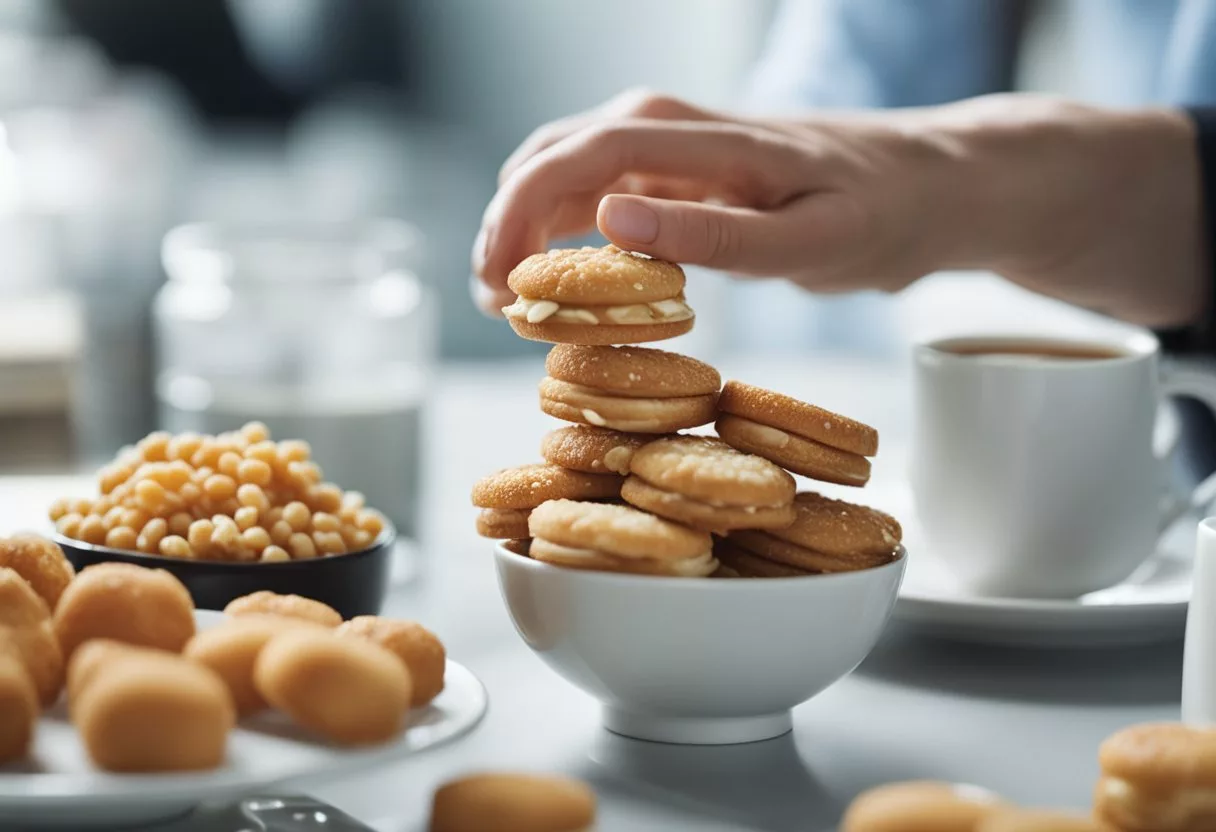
left=1157, top=357, right=1216, bottom=530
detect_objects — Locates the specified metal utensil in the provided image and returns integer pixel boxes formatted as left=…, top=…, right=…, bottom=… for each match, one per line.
left=239, top=797, right=377, bottom=832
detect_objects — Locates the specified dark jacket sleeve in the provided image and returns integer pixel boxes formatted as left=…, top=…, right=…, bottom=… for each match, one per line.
left=1159, top=108, right=1216, bottom=353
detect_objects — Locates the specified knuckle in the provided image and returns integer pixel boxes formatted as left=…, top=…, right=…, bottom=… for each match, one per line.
left=684, top=210, right=742, bottom=267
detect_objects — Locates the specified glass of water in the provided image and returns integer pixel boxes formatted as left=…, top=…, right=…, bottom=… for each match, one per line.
left=155, top=219, right=433, bottom=574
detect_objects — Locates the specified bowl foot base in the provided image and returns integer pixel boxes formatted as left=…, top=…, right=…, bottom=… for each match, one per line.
left=602, top=707, right=793, bottom=745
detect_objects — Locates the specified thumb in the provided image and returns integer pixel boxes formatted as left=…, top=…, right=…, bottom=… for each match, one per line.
left=597, top=193, right=808, bottom=274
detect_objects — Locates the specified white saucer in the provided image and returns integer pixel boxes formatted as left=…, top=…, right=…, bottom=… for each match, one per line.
left=0, top=610, right=488, bottom=830
left=875, top=482, right=1195, bottom=648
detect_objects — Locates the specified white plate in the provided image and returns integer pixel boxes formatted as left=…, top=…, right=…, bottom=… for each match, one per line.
left=875, top=481, right=1196, bottom=648
left=0, top=611, right=488, bottom=830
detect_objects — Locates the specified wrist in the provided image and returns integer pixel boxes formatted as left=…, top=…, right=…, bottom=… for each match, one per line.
left=920, top=95, right=1207, bottom=327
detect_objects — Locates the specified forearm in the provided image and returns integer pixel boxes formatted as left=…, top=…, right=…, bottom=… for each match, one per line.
left=918, top=95, right=1208, bottom=328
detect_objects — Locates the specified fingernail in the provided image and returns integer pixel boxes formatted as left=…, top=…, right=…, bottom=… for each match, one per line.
left=471, top=228, right=489, bottom=276
left=601, top=198, right=659, bottom=244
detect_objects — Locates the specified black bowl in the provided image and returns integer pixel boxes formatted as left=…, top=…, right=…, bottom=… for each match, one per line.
left=52, top=525, right=395, bottom=619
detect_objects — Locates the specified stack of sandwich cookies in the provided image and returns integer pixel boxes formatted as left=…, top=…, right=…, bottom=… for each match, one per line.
left=476, top=243, right=902, bottom=581
left=621, top=436, right=796, bottom=534
left=529, top=500, right=716, bottom=577
left=472, top=464, right=622, bottom=541
left=716, top=381, right=877, bottom=487
left=502, top=245, right=694, bottom=345
left=540, top=344, right=719, bottom=433
left=728, top=492, right=902, bottom=575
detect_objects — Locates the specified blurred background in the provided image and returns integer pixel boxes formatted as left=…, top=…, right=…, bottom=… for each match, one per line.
left=0, top=0, right=1170, bottom=510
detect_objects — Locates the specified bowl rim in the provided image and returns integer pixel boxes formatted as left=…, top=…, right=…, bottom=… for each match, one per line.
left=51, top=523, right=396, bottom=570
left=493, top=540, right=906, bottom=590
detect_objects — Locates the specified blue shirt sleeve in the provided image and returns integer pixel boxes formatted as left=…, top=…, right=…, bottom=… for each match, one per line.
left=746, top=0, right=1023, bottom=112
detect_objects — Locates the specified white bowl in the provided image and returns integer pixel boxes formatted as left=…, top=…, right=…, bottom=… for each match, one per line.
left=493, top=542, right=906, bottom=745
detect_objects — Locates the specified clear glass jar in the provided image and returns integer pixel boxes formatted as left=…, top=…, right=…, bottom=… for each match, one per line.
left=155, top=219, right=433, bottom=541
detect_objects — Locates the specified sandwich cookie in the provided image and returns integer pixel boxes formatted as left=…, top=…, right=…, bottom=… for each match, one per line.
left=540, top=425, right=653, bottom=475
left=842, top=780, right=1006, bottom=832
left=716, top=381, right=878, bottom=486
left=528, top=500, right=715, bottom=577
left=730, top=492, right=901, bottom=574
left=713, top=539, right=814, bottom=578
left=540, top=344, right=719, bottom=433
left=472, top=464, right=623, bottom=539
left=1095, top=722, right=1216, bottom=831
left=503, top=244, right=694, bottom=344
left=622, top=436, right=796, bottom=534
left=429, top=772, right=596, bottom=832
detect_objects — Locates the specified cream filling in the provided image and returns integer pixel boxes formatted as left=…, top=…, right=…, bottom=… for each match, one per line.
left=540, top=378, right=713, bottom=433
left=503, top=296, right=694, bottom=326
left=534, top=539, right=715, bottom=576
left=1101, top=777, right=1216, bottom=826
left=601, top=445, right=635, bottom=474
left=633, top=479, right=786, bottom=512
left=726, top=417, right=791, bottom=450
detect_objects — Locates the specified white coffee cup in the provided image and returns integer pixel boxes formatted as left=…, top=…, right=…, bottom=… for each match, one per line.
left=912, top=332, right=1216, bottom=598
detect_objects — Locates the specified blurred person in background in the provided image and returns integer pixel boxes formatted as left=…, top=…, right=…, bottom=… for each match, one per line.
left=472, top=0, right=1216, bottom=475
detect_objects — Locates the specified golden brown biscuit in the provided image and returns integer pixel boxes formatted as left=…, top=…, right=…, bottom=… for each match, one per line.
left=768, top=492, right=902, bottom=558
left=336, top=617, right=446, bottom=707
left=67, top=639, right=129, bottom=715
left=254, top=629, right=412, bottom=745
left=503, top=245, right=693, bottom=344
left=528, top=499, right=715, bottom=577
left=0, top=639, right=37, bottom=764
left=540, top=378, right=717, bottom=434
left=977, top=810, right=1100, bottom=831
left=0, top=534, right=75, bottom=610
left=621, top=477, right=795, bottom=535
left=471, top=464, right=623, bottom=512
left=530, top=537, right=717, bottom=577
left=69, top=641, right=234, bottom=772
left=0, top=568, right=64, bottom=705
left=183, top=616, right=326, bottom=716
left=715, top=413, right=871, bottom=487
left=1, top=621, right=63, bottom=707
left=730, top=530, right=896, bottom=573
left=842, top=781, right=1006, bottom=832
left=623, top=436, right=795, bottom=533
left=726, top=492, right=901, bottom=574
left=540, top=425, right=654, bottom=475
left=540, top=344, right=719, bottom=433
left=53, top=562, right=196, bottom=658
left=475, top=508, right=533, bottom=540
left=224, top=591, right=342, bottom=628
left=545, top=343, right=719, bottom=397
left=718, top=380, right=879, bottom=456
left=1095, top=723, right=1216, bottom=831
left=429, top=772, right=596, bottom=832
left=713, top=539, right=815, bottom=578
left=0, top=566, right=52, bottom=629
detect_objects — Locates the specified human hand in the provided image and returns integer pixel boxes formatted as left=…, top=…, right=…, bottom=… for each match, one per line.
left=474, top=90, right=1205, bottom=329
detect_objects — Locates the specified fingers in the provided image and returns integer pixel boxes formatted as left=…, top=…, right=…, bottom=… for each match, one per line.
left=479, top=120, right=814, bottom=286
left=469, top=274, right=517, bottom=319
left=596, top=191, right=863, bottom=277
left=498, top=89, right=719, bottom=186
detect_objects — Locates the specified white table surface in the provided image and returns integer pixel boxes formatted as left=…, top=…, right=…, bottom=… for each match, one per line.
left=0, top=358, right=1181, bottom=832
